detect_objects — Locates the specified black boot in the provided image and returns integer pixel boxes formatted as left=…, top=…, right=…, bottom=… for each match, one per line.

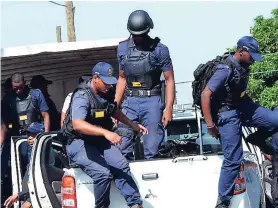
left=215, top=199, right=230, bottom=208
left=245, top=129, right=275, bottom=155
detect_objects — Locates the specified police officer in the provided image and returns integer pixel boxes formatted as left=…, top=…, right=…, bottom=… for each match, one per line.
left=2, top=73, right=50, bottom=175
left=2, top=73, right=50, bottom=134
left=201, top=36, right=278, bottom=208
left=61, top=62, right=147, bottom=208
left=115, top=10, right=175, bottom=160
left=30, top=75, right=60, bottom=131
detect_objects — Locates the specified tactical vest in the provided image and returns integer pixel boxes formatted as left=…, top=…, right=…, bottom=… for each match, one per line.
left=221, top=57, right=250, bottom=107
left=61, top=81, right=116, bottom=145
left=123, top=38, right=162, bottom=90
left=8, top=88, right=41, bottom=133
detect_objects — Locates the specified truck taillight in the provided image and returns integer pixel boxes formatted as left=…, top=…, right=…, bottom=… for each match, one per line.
left=62, top=175, right=77, bottom=208
left=234, top=164, right=246, bottom=195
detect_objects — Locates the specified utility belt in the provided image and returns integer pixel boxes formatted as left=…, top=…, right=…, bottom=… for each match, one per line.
left=125, top=88, right=161, bottom=97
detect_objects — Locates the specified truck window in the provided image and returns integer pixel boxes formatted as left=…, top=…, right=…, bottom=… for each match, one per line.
left=167, top=119, right=199, bottom=141
left=165, top=118, right=222, bottom=156
left=200, top=119, right=222, bottom=155
left=164, top=118, right=200, bottom=156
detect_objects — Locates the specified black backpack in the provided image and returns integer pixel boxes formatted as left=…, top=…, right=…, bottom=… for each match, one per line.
left=191, top=53, right=231, bottom=109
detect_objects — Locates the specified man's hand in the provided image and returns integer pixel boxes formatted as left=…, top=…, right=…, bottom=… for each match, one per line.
left=111, top=117, right=118, bottom=126
left=4, top=193, right=18, bottom=207
left=207, top=124, right=220, bottom=139
left=104, top=131, right=122, bottom=145
left=133, top=124, right=148, bottom=136
left=27, top=136, right=34, bottom=146
left=162, top=109, right=172, bottom=128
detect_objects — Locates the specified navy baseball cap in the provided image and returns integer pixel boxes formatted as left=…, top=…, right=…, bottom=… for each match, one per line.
left=26, top=122, right=44, bottom=134
left=30, top=75, right=53, bottom=88
left=92, top=62, right=118, bottom=85
left=237, top=36, right=263, bottom=62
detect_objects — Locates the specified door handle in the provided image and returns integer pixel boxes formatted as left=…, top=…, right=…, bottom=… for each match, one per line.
left=142, top=173, right=158, bottom=180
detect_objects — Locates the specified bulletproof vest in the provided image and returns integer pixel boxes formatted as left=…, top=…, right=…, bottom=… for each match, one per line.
left=221, top=58, right=250, bottom=106
left=8, top=88, right=41, bottom=132
left=123, top=38, right=162, bottom=90
left=61, top=81, right=116, bottom=145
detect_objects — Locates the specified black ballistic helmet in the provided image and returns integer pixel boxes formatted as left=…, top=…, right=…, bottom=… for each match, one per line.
left=127, top=10, right=154, bottom=35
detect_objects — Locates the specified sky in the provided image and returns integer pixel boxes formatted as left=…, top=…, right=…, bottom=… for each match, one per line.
left=1, top=1, right=278, bottom=104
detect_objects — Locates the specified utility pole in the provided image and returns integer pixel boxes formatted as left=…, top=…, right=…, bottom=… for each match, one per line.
left=56, top=26, right=62, bottom=42
left=65, top=1, right=76, bottom=42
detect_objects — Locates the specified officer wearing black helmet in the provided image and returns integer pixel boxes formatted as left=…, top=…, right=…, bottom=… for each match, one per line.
left=115, top=10, right=175, bottom=160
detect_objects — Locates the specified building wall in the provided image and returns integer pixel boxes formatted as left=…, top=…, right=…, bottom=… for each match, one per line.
left=1, top=46, right=118, bottom=111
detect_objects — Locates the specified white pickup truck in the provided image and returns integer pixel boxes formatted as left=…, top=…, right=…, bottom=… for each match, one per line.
left=10, top=107, right=269, bottom=208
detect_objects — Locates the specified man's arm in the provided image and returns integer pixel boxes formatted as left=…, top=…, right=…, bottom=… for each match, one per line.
left=115, top=43, right=127, bottom=106
left=159, top=45, right=175, bottom=128
left=41, top=111, right=50, bottom=132
left=33, top=89, right=50, bottom=132
left=71, top=91, right=121, bottom=144
left=115, top=70, right=126, bottom=106
left=72, top=119, right=110, bottom=136
left=1, top=121, right=7, bottom=147
left=201, top=67, right=230, bottom=137
left=201, top=87, right=214, bottom=127
left=163, top=70, right=175, bottom=114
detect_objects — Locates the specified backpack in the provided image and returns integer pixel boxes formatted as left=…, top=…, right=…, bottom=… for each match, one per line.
left=191, top=53, right=231, bottom=109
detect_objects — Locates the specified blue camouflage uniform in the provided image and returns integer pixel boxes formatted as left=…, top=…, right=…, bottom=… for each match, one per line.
left=117, top=37, right=173, bottom=160
left=207, top=36, right=278, bottom=205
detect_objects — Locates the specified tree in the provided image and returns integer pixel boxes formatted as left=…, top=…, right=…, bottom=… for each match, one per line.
left=228, top=8, right=278, bottom=109
left=248, top=8, right=278, bottom=108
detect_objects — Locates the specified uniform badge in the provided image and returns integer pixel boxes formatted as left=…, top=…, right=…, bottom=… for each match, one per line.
left=108, top=68, right=113, bottom=76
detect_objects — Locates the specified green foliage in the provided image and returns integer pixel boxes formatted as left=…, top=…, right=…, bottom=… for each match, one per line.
left=258, top=81, right=278, bottom=108
left=247, top=8, right=278, bottom=109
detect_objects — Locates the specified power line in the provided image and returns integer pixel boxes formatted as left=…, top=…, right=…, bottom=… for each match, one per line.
left=49, top=1, right=67, bottom=7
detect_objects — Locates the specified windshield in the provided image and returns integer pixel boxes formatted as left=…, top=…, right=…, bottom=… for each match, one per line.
left=167, top=119, right=199, bottom=141
left=165, top=118, right=222, bottom=155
